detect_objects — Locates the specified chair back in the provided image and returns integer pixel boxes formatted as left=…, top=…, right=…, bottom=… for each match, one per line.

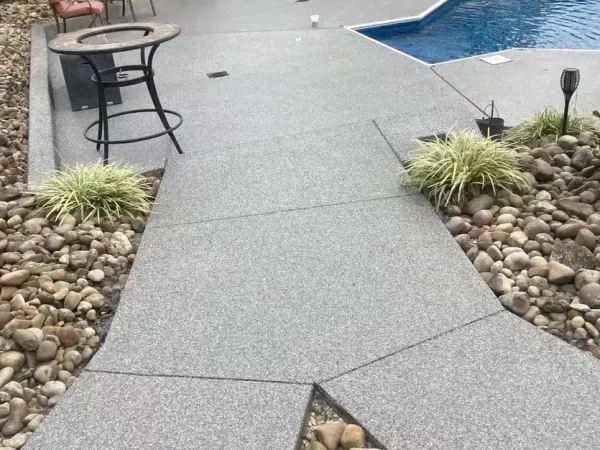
left=49, top=0, right=70, bottom=15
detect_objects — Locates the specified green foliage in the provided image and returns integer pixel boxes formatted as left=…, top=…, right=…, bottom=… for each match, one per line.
left=35, top=163, right=152, bottom=223
left=401, top=130, right=530, bottom=209
left=503, top=107, right=600, bottom=146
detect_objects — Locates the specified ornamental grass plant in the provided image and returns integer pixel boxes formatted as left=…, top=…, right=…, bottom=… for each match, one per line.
left=35, top=163, right=152, bottom=223
left=503, top=107, right=600, bottom=146
left=401, top=130, right=530, bottom=209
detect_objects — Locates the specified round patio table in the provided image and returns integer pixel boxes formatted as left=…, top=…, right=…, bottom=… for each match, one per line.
left=48, top=22, right=184, bottom=164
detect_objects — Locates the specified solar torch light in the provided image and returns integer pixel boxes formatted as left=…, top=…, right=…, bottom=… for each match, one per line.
left=560, top=68, right=580, bottom=136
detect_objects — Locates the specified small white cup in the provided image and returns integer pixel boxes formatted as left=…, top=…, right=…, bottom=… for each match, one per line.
left=311, top=15, right=319, bottom=27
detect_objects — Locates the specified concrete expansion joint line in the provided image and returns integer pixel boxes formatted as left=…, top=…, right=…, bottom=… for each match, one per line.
left=149, top=193, right=418, bottom=229
left=318, top=309, right=506, bottom=384
left=430, top=67, right=487, bottom=116
left=372, top=119, right=401, bottom=162
left=86, top=368, right=312, bottom=386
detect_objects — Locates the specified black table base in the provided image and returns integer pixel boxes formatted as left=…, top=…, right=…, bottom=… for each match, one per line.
left=48, top=23, right=184, bottom=165
left=82, top=43, right=183, bottom=164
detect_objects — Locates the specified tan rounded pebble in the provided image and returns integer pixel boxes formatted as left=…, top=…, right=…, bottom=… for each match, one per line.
left=571, top=316, right=585, bottom=329
left=2, top=398, right=27, bottom=436
left=314, top=422, right=347, bottom=450
left=3, top=431, right=27, bottom=448
left=340, top=424, right=366, bottom=449
left=27, top=413, right=43, bottom=431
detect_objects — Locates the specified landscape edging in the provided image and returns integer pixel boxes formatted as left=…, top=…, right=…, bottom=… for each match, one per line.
left=27, top=23, right=57, bottom=189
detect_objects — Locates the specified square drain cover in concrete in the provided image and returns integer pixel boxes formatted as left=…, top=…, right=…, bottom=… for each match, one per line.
left=480, top=55, right=512, bottom=65
left=207, top=71, right=229, bottom=78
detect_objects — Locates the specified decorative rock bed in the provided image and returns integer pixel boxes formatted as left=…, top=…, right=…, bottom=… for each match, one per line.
left=0, top=173, right=159, bottom=448
left=446, top=131, right=600, bottom=359
left=0, top=3, right=162, bottom=448
left=302, top=392, right=379, bottom=450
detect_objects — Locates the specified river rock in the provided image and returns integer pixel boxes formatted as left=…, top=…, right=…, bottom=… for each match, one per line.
left=530, top=159, right=553, bottom=181
left=0, top=352, right=24, bottom=372
left=555, top=222, right=587, bottom=239
left=57, top=326, right=80, bottom=347
left=579, top=283, right=600, bottom=308
left=69, top=251, right=89, bottom=269
left=87, top=269, right=105, bottom=282
left=110, top=231, right=134, bottom=256
left=2, top=432, right=27, bottom=448
left=0, top=368, right=13, bottom=390
left=446, top=217, right=465, bottom=236
left=0, top=381, right=22, bottom=400
left=462, top=193, right=492, bottom=214
left=63, top=291, right=82, bottom=311
left=41, top=380, right=66, bottom=398
left=34, top=362, right=58, bottom=384
left=570, top=147, right=592, bottom=170
left=314, top=422, right=347, bottom=450
left=35, top=341, right=58, bottom=362
left=550, top=240, right=595, bottom=271
left=54, top=214, right=76, bottom=235
left=523, top=218, right=550, bottom=238
left=12, top=329, right=40, bottom=351
left=575, top=228, right=596, bottom=250
left=339, top=424, right=365, bottom=449
left=557, top=200, right=595, bottom=220
left=0, top=270, right=29, bottom=287
left=499, top=292, right=530, bottom=316
left=533, top=200, right=556, bottom=214
left=503, top=252, right=529, bottom=271
left=574, top=269, right=600, bottom=289
left=507, top=231, right=528, bottom=248
left=488, top=273, right=512, bottom=295
left=44, top=233, right=65, bottom=252
left=558, top=135, right=579, bottom=150
left=2, top=398, right=26, bottom=436
left=473, top=252, right=494, bottom=273
left=27, top=414, right=44, bottom=432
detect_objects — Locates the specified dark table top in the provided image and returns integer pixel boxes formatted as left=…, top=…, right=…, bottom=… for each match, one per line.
left=47, top=22, right=181, bottom=55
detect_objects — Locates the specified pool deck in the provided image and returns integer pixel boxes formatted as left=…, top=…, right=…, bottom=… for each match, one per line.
left=28, top=1, right=600, bottom=449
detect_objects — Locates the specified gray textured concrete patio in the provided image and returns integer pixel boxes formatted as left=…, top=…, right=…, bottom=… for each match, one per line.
left=433, top=48, right=600, bottom=126
left=31, top=0, right=600, bottom=449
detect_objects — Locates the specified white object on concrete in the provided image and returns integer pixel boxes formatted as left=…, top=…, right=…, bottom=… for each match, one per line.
left=480, top=54, right=512, bottom=65
left=311, top=15, right=319, bottom=27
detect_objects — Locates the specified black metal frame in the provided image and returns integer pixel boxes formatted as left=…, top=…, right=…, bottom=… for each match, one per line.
left=80, top=36, right=183, bottom=164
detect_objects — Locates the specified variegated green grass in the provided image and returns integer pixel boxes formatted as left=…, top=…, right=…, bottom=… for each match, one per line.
left=35, top=163, right=152, bottom=223
left=503, top=106, right=600, bottom=147
left=401, top=130, right=530, bottom=209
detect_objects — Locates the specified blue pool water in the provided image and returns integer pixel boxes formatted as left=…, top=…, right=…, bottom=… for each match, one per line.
left=359, top=0, right=600, bottom=64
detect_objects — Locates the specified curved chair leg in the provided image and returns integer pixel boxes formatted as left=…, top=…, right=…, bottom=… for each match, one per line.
left=149, top=0, right=156, bottom=16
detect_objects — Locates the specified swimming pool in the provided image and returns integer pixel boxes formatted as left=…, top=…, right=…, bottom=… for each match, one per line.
left=357, top=0, right=600, bottom=64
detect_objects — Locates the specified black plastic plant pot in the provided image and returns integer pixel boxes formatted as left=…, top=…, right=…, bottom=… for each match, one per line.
left=476, top=117, right=505, bottom=141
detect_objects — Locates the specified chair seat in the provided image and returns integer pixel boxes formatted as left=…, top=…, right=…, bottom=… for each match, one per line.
left=56, top=1, right=104, bottom=18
